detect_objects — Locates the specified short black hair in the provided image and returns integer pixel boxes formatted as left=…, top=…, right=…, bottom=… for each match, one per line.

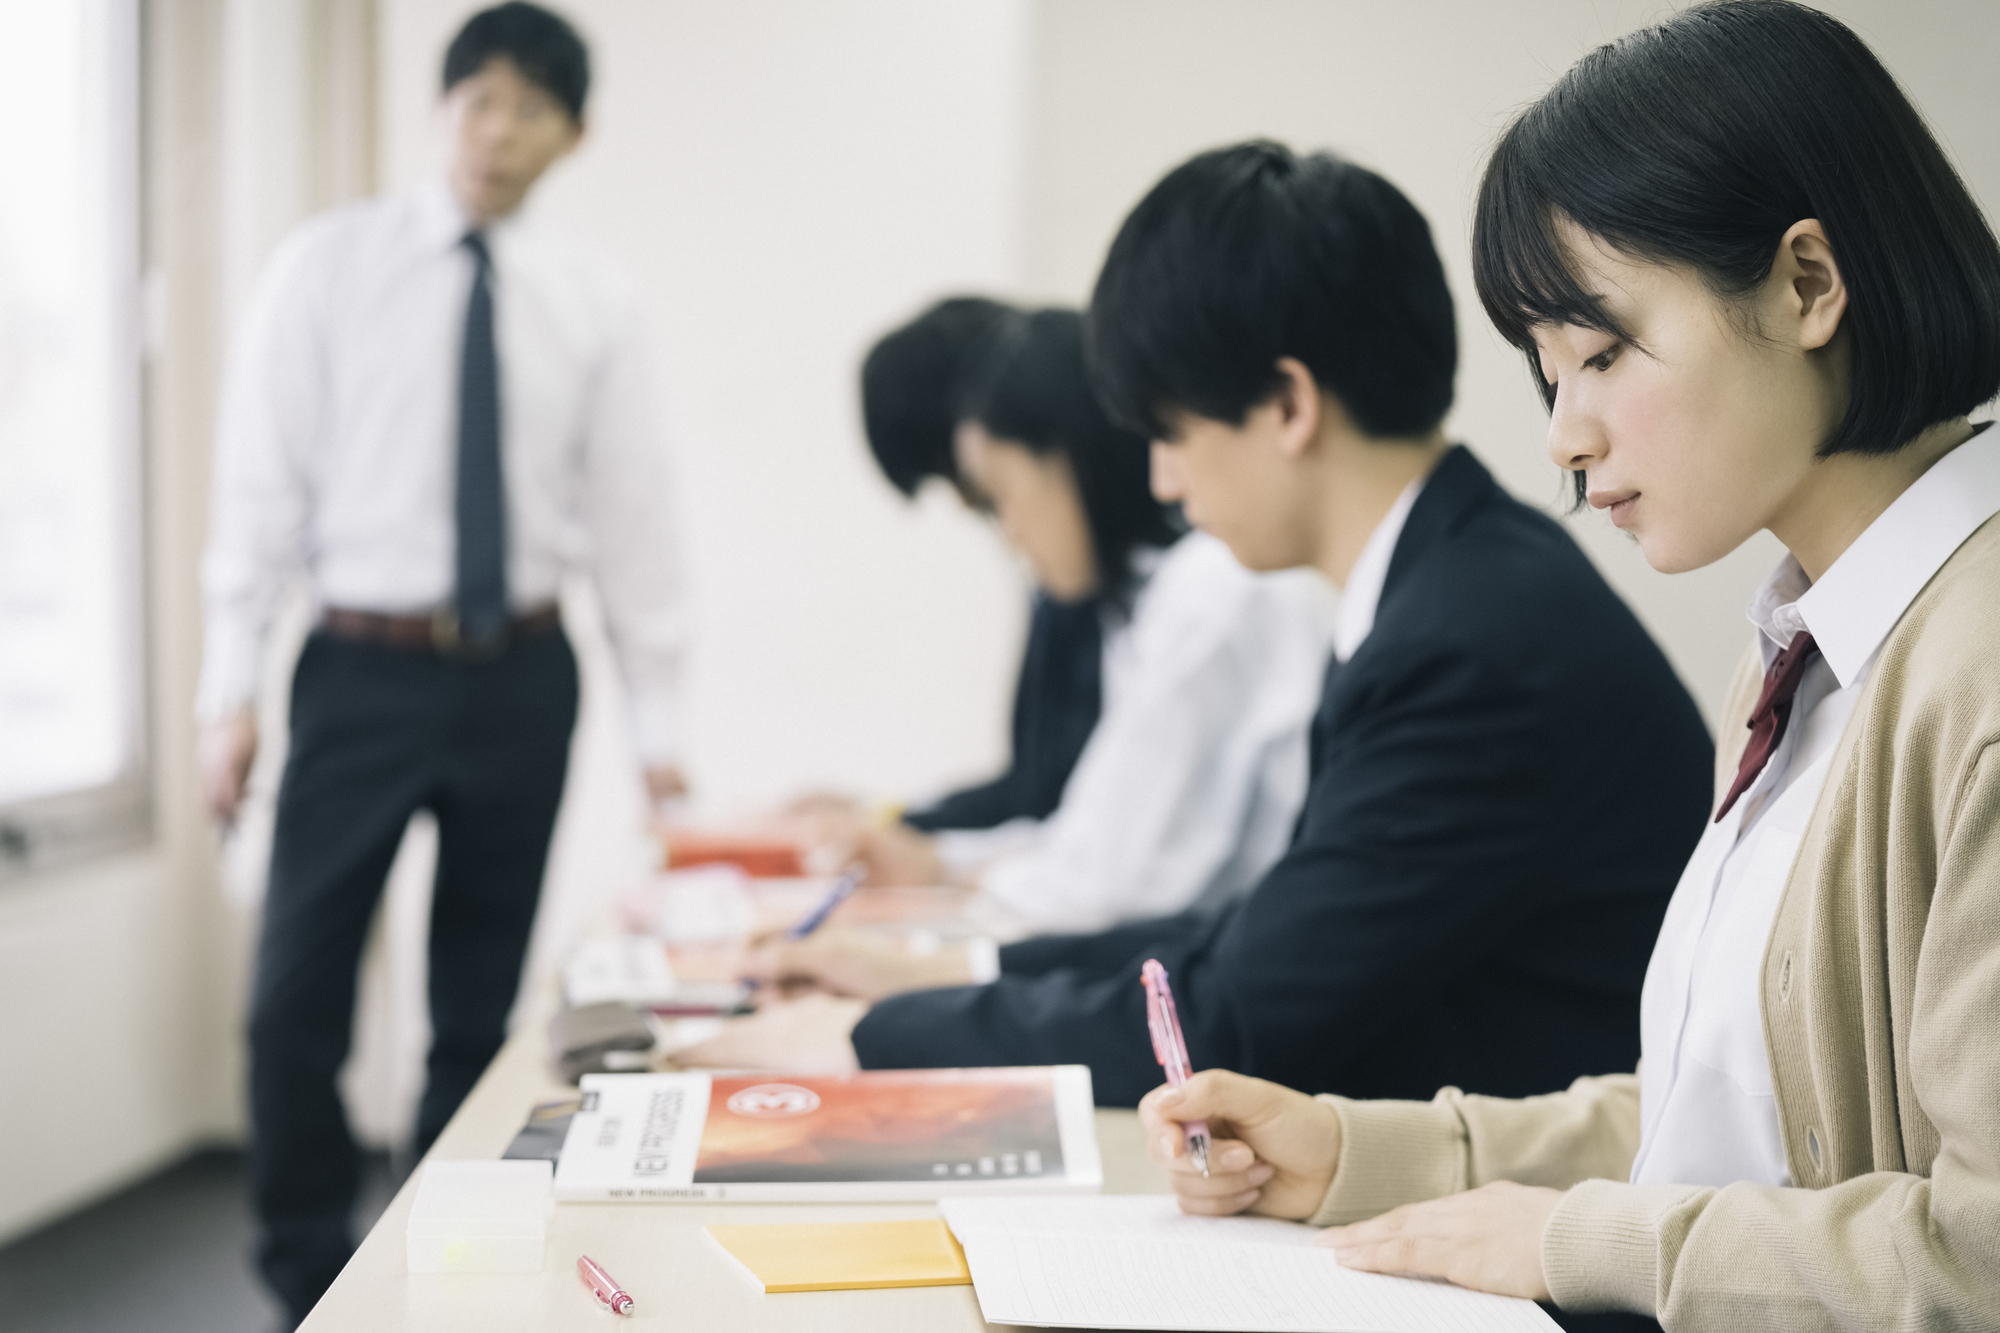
left=859, top=296, right=1015, bottom=497
left=442, top=2, right=590, bottom=122
left=960, top=308, right=1182, bottom=608
left=1089, top=140, right=1457, bottom=442
left=1474, top=0, right=2000, bottom=472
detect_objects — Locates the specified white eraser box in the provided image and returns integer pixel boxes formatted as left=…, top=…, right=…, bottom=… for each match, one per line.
left=406, top=1160, right=553, bottom=1273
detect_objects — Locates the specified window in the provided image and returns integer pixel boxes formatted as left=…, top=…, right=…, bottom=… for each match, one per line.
left=0, top=0, right=145, bottom=879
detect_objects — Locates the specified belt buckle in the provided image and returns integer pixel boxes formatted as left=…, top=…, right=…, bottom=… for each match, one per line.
left=430, top=609, right=509, bottom=663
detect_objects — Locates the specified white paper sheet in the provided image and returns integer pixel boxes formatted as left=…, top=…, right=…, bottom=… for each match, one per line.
left=941, top=1196, right=1559, bottom=1333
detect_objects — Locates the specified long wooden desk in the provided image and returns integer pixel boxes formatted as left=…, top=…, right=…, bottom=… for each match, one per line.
left=301, top=1018, right=1167, bottom=1330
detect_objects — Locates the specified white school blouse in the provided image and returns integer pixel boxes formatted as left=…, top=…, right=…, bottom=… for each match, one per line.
left=198, top=179, right=688, bottom=763
left=942, top=530, right=1337, bottom=936
left=1633, top=423, right=2000, bottom=1188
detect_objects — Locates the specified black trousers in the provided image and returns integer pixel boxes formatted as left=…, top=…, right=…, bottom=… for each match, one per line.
left=248, top=628, right=578, bottom=1321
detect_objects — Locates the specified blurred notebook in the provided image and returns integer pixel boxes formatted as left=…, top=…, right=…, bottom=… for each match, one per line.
left=561, top=936, right=750, bottom=1015
left=553, top=1068, right=1101, bottom=1202
left=705, top=1219, right=971, bottom=1292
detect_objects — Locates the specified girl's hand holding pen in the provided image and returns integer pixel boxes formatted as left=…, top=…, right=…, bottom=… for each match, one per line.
left=1137, top=1070, right=1343, bottom=1220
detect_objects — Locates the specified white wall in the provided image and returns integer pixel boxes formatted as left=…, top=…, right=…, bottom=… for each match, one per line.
left=1018, top=0, right=2000, bottom=726
left=0, top=856, right=219, bottom=1242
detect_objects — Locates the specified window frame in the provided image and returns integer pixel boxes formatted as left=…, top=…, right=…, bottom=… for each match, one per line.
left=0, top=0, right=149, bottom=884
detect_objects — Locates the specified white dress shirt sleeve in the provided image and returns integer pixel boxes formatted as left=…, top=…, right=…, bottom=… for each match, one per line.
left=975, top=537, right=1332, bottom=933
left=933, top=818, right=1044, bottom=875
left=196, top=230, right=325, bottom=722
left=581, top=296, right=690, bottom=768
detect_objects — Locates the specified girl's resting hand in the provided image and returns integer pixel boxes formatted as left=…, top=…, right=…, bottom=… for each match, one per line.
left=1319, top=1181, right=1560, bottom=1302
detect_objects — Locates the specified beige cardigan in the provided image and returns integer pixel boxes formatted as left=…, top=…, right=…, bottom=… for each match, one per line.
left=1307, top=515, right=2000, bottom=1330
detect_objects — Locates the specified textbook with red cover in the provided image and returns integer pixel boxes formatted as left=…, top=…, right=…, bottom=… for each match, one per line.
left=552, top=1068, right=1102, bottom=1202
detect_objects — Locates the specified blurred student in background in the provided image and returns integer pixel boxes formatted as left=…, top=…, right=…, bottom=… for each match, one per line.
left=870, top=307, right=1336, bottom=932
left=830, top=305, right=1336, bottom=933
left=828, top=296, right=1106, bottom=841
left=691, top=144, right=1712, bottom=1105
left=1136, top=5, right=2000, bottom=1331
left=195, top=4, right=685, bottom=1322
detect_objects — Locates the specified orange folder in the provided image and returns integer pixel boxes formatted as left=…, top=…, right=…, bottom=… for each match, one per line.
left=661, top=831, right=805, bottom=878
left=704, top=1219, right=972, bottom=1293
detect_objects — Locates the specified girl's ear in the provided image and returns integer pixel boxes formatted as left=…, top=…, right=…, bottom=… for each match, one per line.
left=1775, top=219, right=1849, bottom=353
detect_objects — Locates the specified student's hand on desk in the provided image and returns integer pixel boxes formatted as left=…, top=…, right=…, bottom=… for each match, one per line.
left=1138, top=1070, right=1342, bottom=1221
left=1317, top=1182, right=1559, bottom=1302
left=854, top=822, right=946, bottom=887
left=783, top=791, right=867, bottom=850
left=740, top=927, right=973, bottom=1001
left=198, top=707, right=259, bottom=825
left=671, top=993, right=866, bottom=1074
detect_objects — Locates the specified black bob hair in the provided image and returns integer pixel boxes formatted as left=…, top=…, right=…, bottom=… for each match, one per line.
left=959, top=308, right=1183, bottom=608
left=860, top=297, right=1016, bottom=498
left=443, top=2, right=590, bottom=122
left=1089, top=140, right=1457, bottom=443
left=1475, top=0, right=2000, bottom=487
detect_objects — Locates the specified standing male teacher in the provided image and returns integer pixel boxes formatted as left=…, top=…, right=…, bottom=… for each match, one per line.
left=195, top=5, right=686, bottom=1322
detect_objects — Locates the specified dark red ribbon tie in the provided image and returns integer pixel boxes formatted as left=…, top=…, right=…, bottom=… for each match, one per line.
left=1715, top=631, right=1820, bottom=822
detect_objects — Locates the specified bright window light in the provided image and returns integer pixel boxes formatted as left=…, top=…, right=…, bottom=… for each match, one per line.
left=0, top=0, right=143, bottom=857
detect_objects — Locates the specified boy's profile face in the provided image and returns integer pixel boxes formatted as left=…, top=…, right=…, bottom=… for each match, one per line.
left=442, top=56, right=582, bottom=223
left=1150, top=400, right=1315, bottom=573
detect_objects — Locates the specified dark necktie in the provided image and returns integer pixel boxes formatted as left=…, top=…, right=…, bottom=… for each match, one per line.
left=455, top=231, right=508, bottom=643
left=1714, top=630, right=1819, bottom=822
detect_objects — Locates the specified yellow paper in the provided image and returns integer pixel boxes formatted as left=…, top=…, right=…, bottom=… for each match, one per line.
left=704, top=1219, right=972, bottom=1293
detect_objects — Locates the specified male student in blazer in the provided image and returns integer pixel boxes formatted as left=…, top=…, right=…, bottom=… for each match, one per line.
left=689, top=142, right=1714, bottom=1109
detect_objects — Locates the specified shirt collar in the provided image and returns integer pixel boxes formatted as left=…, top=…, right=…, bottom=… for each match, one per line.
left=1331, top=476, right=1425, bottom=663
left=413, top=176, right=532, bottom=255
left=414, top=177, right=474, bottom=252
left=1747, top=421, right=2000, bottom=686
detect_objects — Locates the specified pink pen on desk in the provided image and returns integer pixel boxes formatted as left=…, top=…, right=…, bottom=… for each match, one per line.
left=577, top=1254, right=634, bottom=1315
left=1141, top=958, right=1210, bottom=1176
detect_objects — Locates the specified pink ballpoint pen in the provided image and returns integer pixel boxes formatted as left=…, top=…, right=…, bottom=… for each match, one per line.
left=577, top=1254, right=634, bottom=1315
left=1141, top=958, right=1211, bottom=1176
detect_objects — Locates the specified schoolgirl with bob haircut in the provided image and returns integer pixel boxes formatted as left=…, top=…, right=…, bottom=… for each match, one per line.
left=1135, top=3, right=2000, bottom=1329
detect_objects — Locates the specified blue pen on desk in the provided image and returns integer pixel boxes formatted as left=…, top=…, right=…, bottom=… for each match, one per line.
left=785, top=864, right=865, bottom=940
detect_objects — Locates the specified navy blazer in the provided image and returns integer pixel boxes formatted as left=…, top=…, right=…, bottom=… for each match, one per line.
left=853, top=447, right=1713, bottom=1107
left=903, top=592, right=1102, bottom=832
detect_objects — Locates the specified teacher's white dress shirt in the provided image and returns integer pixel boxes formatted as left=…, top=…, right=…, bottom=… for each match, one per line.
left=1633, top=423, right=2000, bottom=1189
left=943, top=530, right=1337, bottom=939
left=198, top=179, right=688, bottom=762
